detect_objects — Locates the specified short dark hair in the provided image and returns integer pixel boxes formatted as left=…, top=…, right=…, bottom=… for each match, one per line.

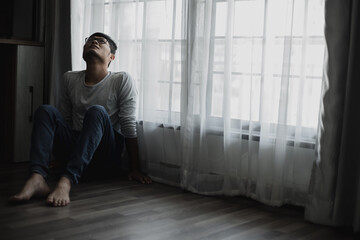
left=89, top=32, right=117, bottom=54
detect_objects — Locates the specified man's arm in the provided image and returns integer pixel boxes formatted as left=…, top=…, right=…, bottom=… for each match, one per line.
left=125, top=137, right=152, bottom=184
left=117, top=72, right=151, bottom=184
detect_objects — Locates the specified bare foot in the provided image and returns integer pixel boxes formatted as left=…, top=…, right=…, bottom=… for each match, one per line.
left=46, top=176, right=71, bottom=207
left=9, top=173, right=50, bottom=203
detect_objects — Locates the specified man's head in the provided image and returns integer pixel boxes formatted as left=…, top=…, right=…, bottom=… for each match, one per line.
left=88, top=32, right=117, bottom=54
left=83, top=32, right=117, bottom=67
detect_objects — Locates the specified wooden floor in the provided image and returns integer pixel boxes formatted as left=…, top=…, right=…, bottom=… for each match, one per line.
left=0, top=163, right=356, bottom=240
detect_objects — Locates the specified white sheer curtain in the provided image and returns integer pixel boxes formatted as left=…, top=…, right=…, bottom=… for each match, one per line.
left=71, top=0, right=325, bottom=206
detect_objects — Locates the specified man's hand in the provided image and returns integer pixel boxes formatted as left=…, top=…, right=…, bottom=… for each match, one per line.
left=124, top=137, right=152, bottom=184
left=128, top=170, right=152, bottom=184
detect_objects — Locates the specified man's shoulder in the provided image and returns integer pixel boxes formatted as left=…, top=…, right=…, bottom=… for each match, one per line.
left=64, top=70, right=85, bottom=79
left=63, top=71, right=85, bottom=85
left=109, top=71, right=134, bottom=85
left=109, top=72, right=137, bottom=95
left=110, top=71, right=132, bottom=80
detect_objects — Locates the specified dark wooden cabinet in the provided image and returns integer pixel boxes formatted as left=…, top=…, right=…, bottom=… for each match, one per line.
left=0, top=41, right=44, bottom=162
left=0, top=0, right=45, bottom=163
left=0, top=0, right=44, bottom=42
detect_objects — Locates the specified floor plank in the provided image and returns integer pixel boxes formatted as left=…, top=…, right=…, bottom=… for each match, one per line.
left=0, top=163, right=356, bottom=240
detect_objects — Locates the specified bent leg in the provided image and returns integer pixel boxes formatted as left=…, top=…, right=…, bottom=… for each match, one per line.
left=62, top=105, right=123, bottom=184
left=29, top=105, right=75, bottom=179
left=46, top=105, right=124, bottom=207
left=9, top=105, right=74, bottom=203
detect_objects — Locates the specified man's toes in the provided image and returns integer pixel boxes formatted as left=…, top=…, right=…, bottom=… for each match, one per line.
left=61, top=199, right=68, bottom=207
left=9, top=195, right=18, bottom=201
left=8, top=195, right=19, bottom=202
left=46, top=197, right=53, bottom=205
left=56, top=199, right=65, bottom=207
left=9, top=194, right=29, bottom=203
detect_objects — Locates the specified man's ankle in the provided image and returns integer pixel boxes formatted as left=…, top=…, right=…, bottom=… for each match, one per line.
left=58, top=176, right=71, bottom=187
left=30, top=172, right=45, bottom=180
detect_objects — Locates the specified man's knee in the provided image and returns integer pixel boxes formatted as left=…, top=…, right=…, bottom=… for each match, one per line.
left=85, top=105, right=108, bottom=118
left=36, top=104, right=56, bottom=112
left=34, top=105, right=58, bottom=119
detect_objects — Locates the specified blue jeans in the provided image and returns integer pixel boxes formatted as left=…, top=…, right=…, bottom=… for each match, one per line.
left=29, top=105, right=124, bottom=184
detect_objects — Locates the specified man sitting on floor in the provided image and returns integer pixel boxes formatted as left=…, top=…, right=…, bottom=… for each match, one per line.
left=9, top=32, right=152, bottom=207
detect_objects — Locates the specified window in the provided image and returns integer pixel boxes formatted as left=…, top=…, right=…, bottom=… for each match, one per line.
left=90, top=0, right=325, bottom=134
left=102, top=0, right=186, bottom=125
left=208, top=0, right=324, bottom=128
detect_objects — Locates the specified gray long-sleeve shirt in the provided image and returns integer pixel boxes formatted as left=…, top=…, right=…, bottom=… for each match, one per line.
left=59, top=70, right=137, bottom=138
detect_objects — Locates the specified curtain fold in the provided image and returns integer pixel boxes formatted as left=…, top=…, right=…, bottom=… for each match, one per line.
left=71, top=0, right=325, bottom=207
left=45, top=0, right=72, bottom=106
left=180, top=0, right=324, bottom=206
left=305, top=0, right=360, bottom=232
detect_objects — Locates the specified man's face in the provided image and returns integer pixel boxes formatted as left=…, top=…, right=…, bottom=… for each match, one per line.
left=83, top=36, right=115, bottom=65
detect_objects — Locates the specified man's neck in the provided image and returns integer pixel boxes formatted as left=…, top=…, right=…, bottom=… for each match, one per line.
left=85, top=63, right=109, bottom=85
